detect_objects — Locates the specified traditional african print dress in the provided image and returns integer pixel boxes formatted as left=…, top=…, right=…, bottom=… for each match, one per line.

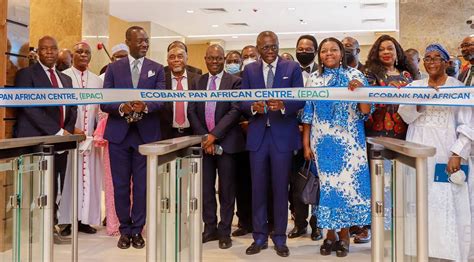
left=301, top=67, right=372, bottom=229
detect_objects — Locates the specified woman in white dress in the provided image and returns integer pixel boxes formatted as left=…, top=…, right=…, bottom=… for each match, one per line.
left=398, top=43, right=472, bottom=261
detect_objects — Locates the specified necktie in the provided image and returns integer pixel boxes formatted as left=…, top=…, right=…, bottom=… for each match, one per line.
left=175, top=76, right=185, bottom=126
left=132, top=59, right=140, bottom=88
left=465, top=66, right=474, bottom=86
left=205, top=75, right=218, bottom=131
left=301, top=66, right=311, bottom=73
left=266, top=64, right=274, bottom=88
left=48, top=68, right=64, bottom=128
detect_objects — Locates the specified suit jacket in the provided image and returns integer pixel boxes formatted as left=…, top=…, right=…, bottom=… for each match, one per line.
left=164, top=65, right=202, bottom=76
left=241, top=57, right=305, bottom=152
left=100, top=57, right=165, bottom=144
left=458, top=64, right=472, bottom=84
left=159, top=69, right=200, bottom=140
left=13, top=62, right=77, bottom=137
left=187, top=72, right=245, bottom=154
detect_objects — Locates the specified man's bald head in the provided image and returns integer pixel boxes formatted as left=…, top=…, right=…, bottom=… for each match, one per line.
left=37, top=35, right=59, bottom=68
left=205, top=44, right=225, bottom=75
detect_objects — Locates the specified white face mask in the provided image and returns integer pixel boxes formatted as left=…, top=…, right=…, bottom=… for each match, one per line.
left=242, top=58, right=257, bottom=69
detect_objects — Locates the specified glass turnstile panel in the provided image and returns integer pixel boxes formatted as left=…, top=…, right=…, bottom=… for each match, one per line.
left=0, top=154, right=46, bottom=262
left=380, top=158, right=418, bottom=261
left=176, top=157, right=191, bottom=261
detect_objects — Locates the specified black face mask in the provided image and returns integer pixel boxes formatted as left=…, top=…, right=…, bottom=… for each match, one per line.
left=446, top=66, right=457, bottom=77
left=296, top=52, right=316, bottom=66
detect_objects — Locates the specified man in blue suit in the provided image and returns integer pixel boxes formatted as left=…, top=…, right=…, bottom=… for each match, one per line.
left=100, top=26, right=165, bottom=250
left=241, top=31, right=305, bottom=257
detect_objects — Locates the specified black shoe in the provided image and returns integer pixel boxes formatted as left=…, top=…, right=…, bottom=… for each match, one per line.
left=287, top=226, right=307, bottom=239
left=310, top=228, right=323, bottom=241
left=218, top=237, right=232, bottom=249
left=245, top=241, right=268, bottom=255
left=202, top=232, right=218, bottom=243
left=78, top=222, right=97, bottom=234
left=274, top=244, right=290, bottom=257
left=131, top=233, right=145, bottom=249
left=60, top=224, right=71, bottom=237
left=320, top=239, right=336, bottom=256
left=335, top=240, right=350, bottom=257
left=354, top=228, right=371, bottom=244
left=232, top=227, right=250, bottom=237
left=117, top=235, right=131, bottom=249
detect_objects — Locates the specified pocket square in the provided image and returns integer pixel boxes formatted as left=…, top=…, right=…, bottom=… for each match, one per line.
left=283, top=76, right=289, bottom=79
left=148, top=70, right=155, bottom=78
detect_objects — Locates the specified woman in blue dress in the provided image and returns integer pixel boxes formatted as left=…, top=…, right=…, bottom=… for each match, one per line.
left=301, top=37, right=372, bottom=257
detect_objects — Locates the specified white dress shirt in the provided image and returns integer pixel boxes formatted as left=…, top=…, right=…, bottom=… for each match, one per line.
left=206, top=70, right=224, bottom=91
left=128, top=54, right=145, bottom=77
left=301, top=62, right=316, bottom=86
left=172, top=70, right=190, bottom=128
left=262, top=57, right=278, bottom=87
left=39, top=60, right=66, bottom=135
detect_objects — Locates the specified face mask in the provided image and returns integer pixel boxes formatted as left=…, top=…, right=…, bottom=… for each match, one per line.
left=296, top=52, right=315, bottom=66
left=446, top=66, right=457, bottom=77
left=225, top=63, right=240, bottom=74
left=242, top=58, right=257, bottom=69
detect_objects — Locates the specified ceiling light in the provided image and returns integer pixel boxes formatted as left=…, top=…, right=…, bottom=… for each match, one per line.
left=186, top=10, right=194, bottom=14
left=211, top=24, right=219, bottom=28
left=288, top=7, right=296, bottom=11
left=232, top=36, right=238, bottom=39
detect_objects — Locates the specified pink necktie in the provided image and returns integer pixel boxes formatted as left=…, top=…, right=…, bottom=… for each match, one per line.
left=205, top=75, right=217, bottom=131
left=175, top=76, right=185, bottom=125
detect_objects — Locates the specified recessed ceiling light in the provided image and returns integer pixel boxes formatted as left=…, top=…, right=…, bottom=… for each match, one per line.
left=211, top=24, right=219, bottom=28
left=232, top=36, right=238, bottom=39
left=288, top=7, right=296, bottom=11
left=186, top=10, right=194, bottom=14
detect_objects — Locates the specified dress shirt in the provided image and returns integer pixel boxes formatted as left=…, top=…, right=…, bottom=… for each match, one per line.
left=128, top=54, right=144, bottom=76
left=262, top=57, right=278, bottom=87
left=39, top=60, right=66, bottom=135
left=172, top=70, right=190, bottom=128
left=300, top=62, right=315, bottom=86
left=206, top=70, right=224, bottom=91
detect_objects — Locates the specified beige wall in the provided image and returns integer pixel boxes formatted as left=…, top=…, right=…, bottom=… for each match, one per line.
left=187, top=43, right=209, bottom=74
left=109, top=15, right=129, bottom=48
left=399, top=0, right=473, bottom=61
left=30, top=0, right=82, bottom=50
left=82, top=0, right=109, bottom=75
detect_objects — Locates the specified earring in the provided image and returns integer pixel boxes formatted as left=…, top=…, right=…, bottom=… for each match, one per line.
left=339, top=60, right=342, bottom=65
left=395, top=58, right=398, bottom=66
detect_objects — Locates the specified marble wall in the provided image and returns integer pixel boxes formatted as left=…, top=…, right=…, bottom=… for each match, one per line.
left=399, top=0, right=474, bottom=60
left=29, top=0, right=82, bottom=51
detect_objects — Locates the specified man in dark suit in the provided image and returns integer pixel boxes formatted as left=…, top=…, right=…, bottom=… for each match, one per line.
left=14, top=36, right=77, bottom=241
left=459, top=36, right=474, bottom=86
left=100, top=26, right=165, bottom=250
left=241, top=31, right=305, bottom=257
left=288, top=34, right=322, bottom=241
left=159, top=46, right=200, bottom=140
left=342, top=37, right=365, bottom=73
left=164, top=41, right=203, bottom=75
left=188, top=44, right=245, bottom=249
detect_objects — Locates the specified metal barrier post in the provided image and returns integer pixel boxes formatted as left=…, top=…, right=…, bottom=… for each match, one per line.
left=71, top=149, right=79, bottom=262
left=189, top=148, right=202, bottom=261
left=370, top=145, right=385, bottom=262
left=146, top=155, right=158, bottom=262
left=41, top=145, right=54, bottom=262
left=415, top=158, right=429, bottom=261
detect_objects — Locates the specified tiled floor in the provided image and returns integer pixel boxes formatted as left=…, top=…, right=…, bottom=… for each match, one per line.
left=51, top=225, right=372, bottom=262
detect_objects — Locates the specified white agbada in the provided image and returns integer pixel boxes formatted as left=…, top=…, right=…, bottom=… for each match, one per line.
left=398, top=77, right=472, bottom=261
left=59, top=67, right=104, bottom=225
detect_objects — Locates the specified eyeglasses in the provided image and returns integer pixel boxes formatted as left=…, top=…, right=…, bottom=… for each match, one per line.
left=205, top=56, right=224, bottom=62
left=459, top=42, right=474, bottom=50
left=260, top=45, right=278, bottom=52
left=423, top=57, right=445, bottom=63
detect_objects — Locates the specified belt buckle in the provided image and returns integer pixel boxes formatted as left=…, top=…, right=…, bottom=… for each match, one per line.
left=177, top=127, right=184, bottom=134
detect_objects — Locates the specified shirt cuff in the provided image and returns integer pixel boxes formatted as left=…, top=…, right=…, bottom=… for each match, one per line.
left=119, top=103, right=125, bottom=117
left=450, top=135, right=471, bottom=160
left=55, top=128, right=65, bottom=136
left=280, top=107, right=286, bottom=114
left=143, top=104, right=149, bottom=114
left=251, top=105, right=257, bottom=115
